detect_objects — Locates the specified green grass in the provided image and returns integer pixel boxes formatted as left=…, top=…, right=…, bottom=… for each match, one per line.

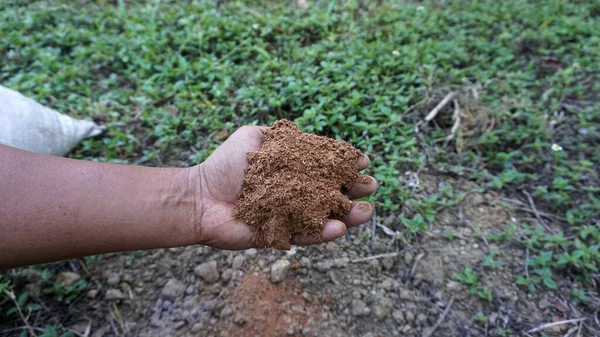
left=1, top=0, right=599, bottom=326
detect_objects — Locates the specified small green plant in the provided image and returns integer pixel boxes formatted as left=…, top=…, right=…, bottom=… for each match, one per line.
left=474, top=311, right=487, bottom=323
left=454, top=267, right=479, bottom=295
left=482, top=250, right=505, bottom=269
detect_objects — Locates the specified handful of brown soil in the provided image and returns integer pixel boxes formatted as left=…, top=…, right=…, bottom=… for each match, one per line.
left=233, top=119, right=367, bottom=250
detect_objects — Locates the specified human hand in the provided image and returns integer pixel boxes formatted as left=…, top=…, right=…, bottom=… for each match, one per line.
left=194, top=126, right=378, bottom=250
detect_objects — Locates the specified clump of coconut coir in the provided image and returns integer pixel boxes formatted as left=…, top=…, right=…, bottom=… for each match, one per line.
left=233, top=119, right=369, bottom=250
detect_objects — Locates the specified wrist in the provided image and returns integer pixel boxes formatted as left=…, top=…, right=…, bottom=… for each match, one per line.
left=187, top=165, right=205, bottom=245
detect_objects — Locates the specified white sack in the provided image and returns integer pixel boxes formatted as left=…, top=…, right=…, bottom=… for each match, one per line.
left=0, top=85, right=104, bottom=156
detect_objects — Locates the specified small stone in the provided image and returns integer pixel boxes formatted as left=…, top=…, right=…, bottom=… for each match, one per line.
left=25, top=283, right=41, bottom=299
left=222, top=269, right=233, bottom=282
left=538, top=298, right=552, bottom=309
left=417, top=313, right=427, bottom=323
left=86, top=289, right=98, bottom=299
left=362, top=333, right=375, bottom=337
left=352, top=290, right=361, bottom=299
left=459, top=240, right=467, bottom=246
left=382, top=257, right=395, bottom=270
left=400, top=290, right=411, bottom=300
left=56, top=272, right=81, bottom=287
left=472, top=243, right=479, bottom=249
left=174, top=321, right=186, bottom=330
left=326, top=242, right=340, bottom=253
left=105, top=289, right=125, bottom=300
left=291, top=305, right=305, bottom=314
left=162, top=300, right=172, bottom=310
left=194, top=261, right=219, bottom=283
left=286, top=328, right=295, bottom=335
left=405, top=311, right=415, bottom=322
left=220, top=305, right=233, bottom=318
left=244, top=248, right=257, bottom=257
left=106, top=273, right=121, bottom=286
left=383, top=214, right=396, bottom=226
left=300, top=257, right=311, bottom=268
left=234, top=313, right=248, bottom=325
left=232, top=255, right=245, bottom=270
left=392, top=310, right=405, bottom=324
left=374, top=297, right=393, bottom=320
left=381, top=279, right=393, bottom=291
left=446, top=280, right=462, bottom=292
left=329, top=270, right=341, bottom=285
left=402, top=325, right=411, bottom=333
left=190, top=323, right=204, bottom=333
left=302, top=328, right=311, bottom=335
left=404, top=251, right=414, bottom=265
left=351, top=299, right=369, bottom=316
left=20, top=269, right=42, bottom=282
left=161, top=279, right=185, bottom=301
left=270, top=259, right=291, bottom=283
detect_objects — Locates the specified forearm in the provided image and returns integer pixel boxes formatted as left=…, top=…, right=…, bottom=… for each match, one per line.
left=0, top=145, right=201, bottom=269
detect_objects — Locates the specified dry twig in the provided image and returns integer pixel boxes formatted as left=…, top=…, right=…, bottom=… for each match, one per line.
left=3, top=289, right=37, bottom=337
left=526, top=318, right=587, bottom=334
left=410, top=252, right=425, bottom=277
left=422, top=296, right=455, bottom=337
left=425, top=91, right=457, bottom=122
left=522, top=190, right=555, bottom=233
left=351, top=252, right=399, bottom=263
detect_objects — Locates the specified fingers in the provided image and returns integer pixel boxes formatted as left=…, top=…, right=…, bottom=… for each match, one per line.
left=290, top=201, right=373, bottom=246
left=291, top=220, right=347, bottom=246
left=357, top=154, right=370, bottom=171
left=341, top=201, right=373, bottom=227
left=346, top=176, right=378, bottom=199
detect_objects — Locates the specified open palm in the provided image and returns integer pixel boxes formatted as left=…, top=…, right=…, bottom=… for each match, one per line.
left=195, top=126, right=377, bottom=250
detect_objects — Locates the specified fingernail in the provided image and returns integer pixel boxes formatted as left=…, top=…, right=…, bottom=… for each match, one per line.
left=356, top=201, right=372, bottom=212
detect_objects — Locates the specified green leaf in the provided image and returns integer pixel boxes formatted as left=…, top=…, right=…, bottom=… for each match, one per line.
left=543, top=277, right=558, bottom=289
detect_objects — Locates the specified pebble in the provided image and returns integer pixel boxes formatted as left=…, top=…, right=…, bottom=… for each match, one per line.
left=400, top=290, right=412, bottom=300
left=56, top=272, right=81, bottom=287
left=86, top=289, right=98, bottom=299
left=329, top=270, right=341, bottom=285
left=162, top=300, right=172, bottom=310
left=351, top=299, right=370, bottom=316
left=326, top=242, right=340, bottom=253
left=538, top=298, right=552, bottom=309
left=220, top=305, right=233, bottom=318
left=381, top=279, right=393, bottom=291
left=234, top=313, right=248, bottom=325
left=446, top=280, right=462, bottom=292
left=244, top=248, right=257, bottom=257
left=232, top=255, right=245, bottom=270
left=382, top=257, right=395, bottom=270
left=20, top=269, right=42, bottom=283
left=302, top=328, right=311, bottom=335
left=392, top=310, right=405, bottom=323
left=105, top=289, right=125, bottom=300
left=160, top=279, right=185, bottom=301
left=352, top=290, right=361, bottom=299
left=271, top=259, right=291, bottom=283
left=106, top=273, right=121, bottom=286
left=221, top=269, right=233, bottom=282
left=404, top=251, right=414, bottom=265
left=25, top=283, right=41, bottom=299
left=194, top=261, right=219, bottom=283
left=405, top=311, right=415, bottom=322
left=190, top=323, right=204, bottom=333
left=417, top=313, right=428, bottom=324
left=299, top=257, right=311, bottom=268
left=174, top=321, right=186, bottom=330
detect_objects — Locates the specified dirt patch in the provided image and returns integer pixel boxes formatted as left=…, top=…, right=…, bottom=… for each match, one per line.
left=234, top=119, right=366, bottom=250
left=218, top=272, right=322, bottom=337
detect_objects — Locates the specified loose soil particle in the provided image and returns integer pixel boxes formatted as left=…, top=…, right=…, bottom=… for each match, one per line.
left=233, top=119, right=367, bottom=249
